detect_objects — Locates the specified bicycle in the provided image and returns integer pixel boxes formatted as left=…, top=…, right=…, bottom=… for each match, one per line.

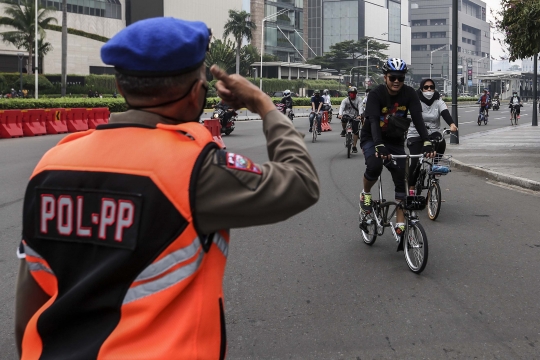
left=411, top=129, right=453, bottom=220
left=510, top=104, right=520, bottom=126
left=343, top=115, right=353, bottom=158
left=310, top=112, right=321, bottom=143
left=477, top=106, right=488, bottom=126
left=359, top=154, right=429, bottom=274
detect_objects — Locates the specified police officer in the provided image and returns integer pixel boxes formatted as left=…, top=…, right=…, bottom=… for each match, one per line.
left=15, top=18, right=319, bottom=359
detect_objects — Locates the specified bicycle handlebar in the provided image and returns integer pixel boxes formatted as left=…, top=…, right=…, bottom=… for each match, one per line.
left=391, top=154, right=424, bottom=159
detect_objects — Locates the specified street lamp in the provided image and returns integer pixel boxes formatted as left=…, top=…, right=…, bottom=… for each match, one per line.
left=475, top=55, right=488, bottom=95
left=260, top=8, right=289, bottom=90
left=300, top=70, right=304, bottom=96
left=430, top=45, right=447, bottom=78
left=366, top=33, right=386, bottom=88
left=17, top=52, right=24, bottom=94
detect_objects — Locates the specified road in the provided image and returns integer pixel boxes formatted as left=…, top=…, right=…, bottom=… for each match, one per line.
left=0, top=104, right=539, bottom=359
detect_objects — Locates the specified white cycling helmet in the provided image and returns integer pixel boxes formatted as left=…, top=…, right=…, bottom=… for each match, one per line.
left=284, top=89, right=291, bottom=96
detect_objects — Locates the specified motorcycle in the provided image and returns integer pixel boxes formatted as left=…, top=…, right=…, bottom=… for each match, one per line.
left=492, top=99, right=500, bottom=110
left=212, top=105, right=236, bottom=136
left=275, top=103, right=294, bottom=121
left=322, top=104, right=333, bottom=123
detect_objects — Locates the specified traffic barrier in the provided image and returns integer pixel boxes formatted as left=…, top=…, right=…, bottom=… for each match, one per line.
left=22, top=109, right=47, bottom=136
left=0, top=110, right=24, bottom=138
left=321, top=111, right=332, bottom=132
left=203, top=119, right=226, bottom=149
left=44, top=108, right=68, bottom=134
left=87, top=107, right=110, bottom=129
left=65, top=108, right=89, bottom=132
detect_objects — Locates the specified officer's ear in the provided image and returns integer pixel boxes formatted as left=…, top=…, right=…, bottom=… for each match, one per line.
left=115, top=79, right=125, bottom=97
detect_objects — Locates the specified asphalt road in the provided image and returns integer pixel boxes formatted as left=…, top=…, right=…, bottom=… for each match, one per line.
left=0, top=105, right=539, bottom=359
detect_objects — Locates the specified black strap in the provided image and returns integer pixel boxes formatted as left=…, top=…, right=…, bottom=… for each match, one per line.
left=349, top=98, right=359, bottom=114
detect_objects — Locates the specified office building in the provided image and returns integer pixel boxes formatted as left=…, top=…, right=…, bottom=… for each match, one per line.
left=410, top=0, right=490, bottom=86
left=250, top=0, right=309, bottom=63
left=306, top=0, right=412, bottom=65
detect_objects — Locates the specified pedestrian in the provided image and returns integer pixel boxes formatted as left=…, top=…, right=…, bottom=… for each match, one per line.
left=88, top=89, right=93, bottom=98
left=15, top=17, right=319, bottom=359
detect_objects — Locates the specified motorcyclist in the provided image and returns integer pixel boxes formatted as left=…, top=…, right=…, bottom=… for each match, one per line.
left=215, top=98, right=234, bottom=130
left=508, top=90, right=522, bottom=120
left=322, top=89, right=331, bottom=111
left=309, top=90, right=323, bottom=134
left=280, top=89, right=293, bottom=118
left=477, top=88, right=491, bottom=118
left=338, top=86, right=363, bottom=153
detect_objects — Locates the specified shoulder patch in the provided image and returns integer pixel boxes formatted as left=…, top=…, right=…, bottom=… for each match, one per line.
left=226, top=152, right=262, bottom=175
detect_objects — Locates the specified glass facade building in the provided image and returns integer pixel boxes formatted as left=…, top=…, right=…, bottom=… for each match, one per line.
left=40, top=0, right=122, bottom=20
left=263, top=0, right=306, bottom=62
left=322, top=1, right=359, bottom=53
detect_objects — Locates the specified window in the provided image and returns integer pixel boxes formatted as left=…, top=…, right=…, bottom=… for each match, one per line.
left=467, top=39, right=471, bottom=44
left=462, top=37, right=467, bottom=43
left=431, top=44, right=445, bottom=50
left=412, top=32, right=427, bottom=39
left=431, top=19, right=446, bottom=25
left=388, top=0, right=401, bottom=42
left=471, top=40, right=475, bottom=45
left=431, top=32, right=446, bottom=38
left=412, top=20, right=427, bottom=26
left=39, top=0, right=122, bottom=19
left=412, top=45, right=428, bottom=51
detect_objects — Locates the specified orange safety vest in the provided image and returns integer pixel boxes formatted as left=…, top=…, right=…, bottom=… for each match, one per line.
left=21, top=122, right=229, bottom=359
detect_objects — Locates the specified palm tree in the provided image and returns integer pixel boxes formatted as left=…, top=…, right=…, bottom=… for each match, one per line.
left=0, top=0, right=57, bottom=74
left=61, top=0, right=67, bottom=96
left=223, top=10, right=256, bottom=74
left=205, top=37, right=237, bottom=74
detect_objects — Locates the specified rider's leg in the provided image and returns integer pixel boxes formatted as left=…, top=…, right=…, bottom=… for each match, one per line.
left=309, top=112, right=314, bottom=131
left=385, top=144, right=407, bottom=224
left=517, top=106, right=521, bottom=118
left=361, top=142, right=383, bottom=212
left=436, top=139, right=446, bottom=163
left=406, top=138, right=423, bottom=192
left=352, top=120, right=360, bottom=150
left=341, top=118, right=347, bottom=136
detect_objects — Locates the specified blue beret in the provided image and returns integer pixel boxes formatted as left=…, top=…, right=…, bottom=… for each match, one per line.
left=101, top=17, right=210, bottom=76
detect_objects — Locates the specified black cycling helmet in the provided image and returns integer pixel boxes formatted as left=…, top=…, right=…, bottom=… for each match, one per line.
left=381, top=58, right=408, bottom=74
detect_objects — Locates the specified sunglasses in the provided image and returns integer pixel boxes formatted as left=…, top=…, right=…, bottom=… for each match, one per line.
left=423, top=85, right=435, bottom=90
left=388, top=75, right=405, bottom=83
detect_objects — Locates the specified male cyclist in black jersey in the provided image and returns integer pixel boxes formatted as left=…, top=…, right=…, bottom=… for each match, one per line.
left=359, top=58, right=434, bottom=248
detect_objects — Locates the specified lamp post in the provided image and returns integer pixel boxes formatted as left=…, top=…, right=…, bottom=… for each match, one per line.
left=429, top=45, right=447, bottom=78
left=475, top=55, right=487, bottom=95
left=17, top=52, right=24, bottom=94
left=260, top=8, right=289, bottom=90
left=300, top=70, right=304, bottom=96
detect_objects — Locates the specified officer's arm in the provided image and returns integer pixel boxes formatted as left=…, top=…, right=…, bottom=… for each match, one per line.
left=195, top=109, right=319, bottom=233
left=15, top=260, right=51, bottom=356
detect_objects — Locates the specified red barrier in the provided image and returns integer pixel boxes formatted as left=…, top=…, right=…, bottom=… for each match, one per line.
left=65, top=108, right=89, bottom=132
left=44, top=108, right=68, bottom=134
left=0, top=110, right=24, bottom=138
left=203, top=119, right=226, bottom=149
left=22, top=109, right=47, bottom=136
left=87, top=107, right=110, bottom=129
left=321, top=111, right=332, bottom=132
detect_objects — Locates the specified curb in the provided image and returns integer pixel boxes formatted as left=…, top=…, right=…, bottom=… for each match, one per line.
left=452, top=158, right=540, bottom=191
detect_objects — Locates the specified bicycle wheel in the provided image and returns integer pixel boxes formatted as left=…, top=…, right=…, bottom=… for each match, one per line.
left=415, top=168, right=427, bottom=196
left=312, top=119, right=317, bottom=143
left=360, top=204, right=379, bottom=245
left=346, top=133, right=352, bottom=158
left=477, top=115, right=482, bottom=126
left=426, top=181, right=441, bottom=220
left=404, top=221, right=428, bottom=274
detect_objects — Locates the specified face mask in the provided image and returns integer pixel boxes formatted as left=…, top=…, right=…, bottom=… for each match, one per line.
left=513, top=94, right=517, bottom=97
left=349, top=93, right=357, bottom=100
left=423, top=91, right=434, bottom=100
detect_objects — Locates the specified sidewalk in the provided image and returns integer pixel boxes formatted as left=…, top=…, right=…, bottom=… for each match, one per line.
left=449, top=125, right=540, bottom=191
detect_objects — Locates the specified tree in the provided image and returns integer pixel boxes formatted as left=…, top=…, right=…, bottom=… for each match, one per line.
left=206, top=37, right=237, bottom=74
left=223, top=10, right=256, bottom=74
left=240, top=44, right=259, bottom=77
left=0, top=0, right=57, bottom=74
left=495, top=0, right=540, bottom=60
left=61, top=0, right=67, bottom=96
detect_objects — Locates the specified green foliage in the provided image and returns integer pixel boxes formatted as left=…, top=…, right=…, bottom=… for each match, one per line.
left=262, top=54, right=279, bottom=62
left=46, top=24, right=110, bottom=43
left=0, top=0, right=58, bottom=73
left=495, top=0, right=540, bottom=60
left=308, top=37, right=388, bottom=76
left=0, top=74, right=8, bottom=93
left=206, top=38, right=237, bottom=74
left=223, top=10, right=256, bottom=74
left=240, top=44, right=260, bottom=77
left=11, top=74, right=53, bottom=90
left=0, top=97, right=127, bottom=112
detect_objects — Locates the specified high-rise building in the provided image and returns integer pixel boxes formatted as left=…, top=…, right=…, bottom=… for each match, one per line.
left=522, top=57, right=540, bottom=73
left=250, top=0, right=309, bottom=63
left=306, top=0, right=412, bottom=64
left=410, top=0, right=490, bottom=86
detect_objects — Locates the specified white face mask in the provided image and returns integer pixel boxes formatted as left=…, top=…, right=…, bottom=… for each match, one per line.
left=423, top=91, right=434, bottom=100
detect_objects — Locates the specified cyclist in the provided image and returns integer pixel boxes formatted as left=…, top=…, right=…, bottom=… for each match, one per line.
left=338, top=87, right=363, bottom=153
left=360, top=58, right=434, bottom=247
left=407, top=78, right=458, bottom=195
left=477, top=88, right=491, bottom=119
left=508, top=90, right=522, bottom=120
left=309, top=90, right=323, bottom=134
left=280, top=89, right=294, bottom=118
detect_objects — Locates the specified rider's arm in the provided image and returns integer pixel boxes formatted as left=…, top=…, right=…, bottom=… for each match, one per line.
left=317, top=101, right=323, bottom=112
left=409, top=89, right=430, bottom=142
left=437, top=99, right=455, bottom=126
left=365, top=91, right=385, bottom=145
left=311, top=99, right=315, bottom=112
left=338, top=99, right=346, bottom=116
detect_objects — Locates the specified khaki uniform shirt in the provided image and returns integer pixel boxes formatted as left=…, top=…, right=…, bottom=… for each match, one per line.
left=109, top=109, right=319, bottom=234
